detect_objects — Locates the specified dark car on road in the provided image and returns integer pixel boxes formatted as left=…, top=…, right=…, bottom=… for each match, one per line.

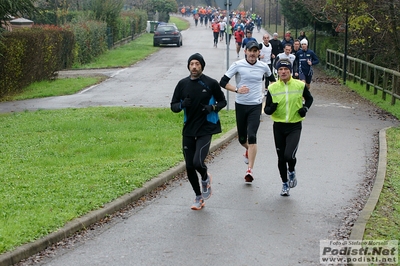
left=153, top=24, right=183, bottom=47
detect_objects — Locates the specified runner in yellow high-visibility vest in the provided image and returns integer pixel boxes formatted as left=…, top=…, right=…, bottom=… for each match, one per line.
left=264, top=59, right=313, bottom=196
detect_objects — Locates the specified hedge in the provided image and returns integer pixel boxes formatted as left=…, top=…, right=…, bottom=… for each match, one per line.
left=0, top=26, right=74, bottom=97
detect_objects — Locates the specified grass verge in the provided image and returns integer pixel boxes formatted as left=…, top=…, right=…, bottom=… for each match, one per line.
left=2, top=77, right=106, bottom=101
left=342, top=80, right=400, bottom=242
left=364, top=127, right=400, bottom=240
left=170, top=16, right=190, bottom=31
left=71, top=33, right=159, bottom=69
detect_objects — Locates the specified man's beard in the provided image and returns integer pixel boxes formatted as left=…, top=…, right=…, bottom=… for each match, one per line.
left=191, top=70, right=202, bottom=78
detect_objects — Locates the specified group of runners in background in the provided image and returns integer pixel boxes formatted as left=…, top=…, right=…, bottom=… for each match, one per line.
left=181, top=6, right=319, bottom=89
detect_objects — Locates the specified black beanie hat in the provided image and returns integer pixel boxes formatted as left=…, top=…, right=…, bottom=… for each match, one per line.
left=187, top=53, right=206, bottom=70
left=275, top=59, right=292, bottom=71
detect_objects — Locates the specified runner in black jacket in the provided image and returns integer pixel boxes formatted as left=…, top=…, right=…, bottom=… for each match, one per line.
left=171, top=53, right=227, bottom=210
left=269, top=33, right=284, bottom=75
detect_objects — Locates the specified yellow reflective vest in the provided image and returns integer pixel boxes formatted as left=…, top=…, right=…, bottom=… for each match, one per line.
left=268, top=78, right=306, bottom=123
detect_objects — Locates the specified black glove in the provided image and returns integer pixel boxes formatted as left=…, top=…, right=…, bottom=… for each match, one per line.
left=181, top=96, right=191, bottom=108
left=264, top=102, right=278, bottom=115
left=201, top=104, right=214, bottom=114
left=269, top=102, right=278, bottom=113
left=298, top=106, right=308, bottom=117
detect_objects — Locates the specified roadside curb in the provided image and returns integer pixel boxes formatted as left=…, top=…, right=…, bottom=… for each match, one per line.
left=0, top=128, right=237, bottom=266
left=349, top=127, right=389, bottom=240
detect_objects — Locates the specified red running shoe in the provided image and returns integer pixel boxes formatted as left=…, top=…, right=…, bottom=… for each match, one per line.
left=244, top=168, right=253, bottom=183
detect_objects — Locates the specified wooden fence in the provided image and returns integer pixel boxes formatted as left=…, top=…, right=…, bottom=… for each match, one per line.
left=326, top=49, right=400, bottom=105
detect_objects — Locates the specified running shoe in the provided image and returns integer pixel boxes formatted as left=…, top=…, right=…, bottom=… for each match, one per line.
left=243, top=149, right=249, bottom=164
left=244, top=168, right=254, bottom=183
left=191, top=195, right=205, bottom=210
left=288, top=171, right=297, bottom=188
left=201, top=173, right=212, bottom=200
left=280, top=182, right=290, bottom=196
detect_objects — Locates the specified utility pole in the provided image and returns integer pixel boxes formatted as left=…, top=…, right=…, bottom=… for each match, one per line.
left=275, top=0, right=278, bottom=33
left=225, top=0, right=231, bottom=110
left=268, top=0, right=271, bottom=28
left=343, top=8, right=349, bottom=84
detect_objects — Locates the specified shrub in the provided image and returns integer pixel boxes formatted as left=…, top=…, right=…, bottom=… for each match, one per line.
left=0, top=26, right=74, bottom=97
left=120, top=9, right=147, bottom=37
left=64, top=20, right=107, bottom=65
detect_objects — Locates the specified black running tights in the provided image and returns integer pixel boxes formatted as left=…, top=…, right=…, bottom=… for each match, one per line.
left=183, top=135, right=212, bottom=196
left=273, top=122, right=302, bottom=182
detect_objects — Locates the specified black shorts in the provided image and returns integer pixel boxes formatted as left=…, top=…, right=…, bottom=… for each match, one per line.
left=235, top=102, right=262, bottom=145
left=299, top=73, right=312, bottom=84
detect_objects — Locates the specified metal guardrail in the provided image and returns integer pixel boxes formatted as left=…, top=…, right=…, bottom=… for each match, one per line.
left=326, top=49, right=400, bottom=105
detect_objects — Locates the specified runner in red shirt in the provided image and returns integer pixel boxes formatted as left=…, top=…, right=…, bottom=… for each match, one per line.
left=234, top=26, right=245, bottom=58
left=211, top=19, right=220, bottom=48
left=194, top=13, right=199, bottom=27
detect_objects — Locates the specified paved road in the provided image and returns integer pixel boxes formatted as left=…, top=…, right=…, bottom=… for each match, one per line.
left=5, top=18, right=399, bottom=265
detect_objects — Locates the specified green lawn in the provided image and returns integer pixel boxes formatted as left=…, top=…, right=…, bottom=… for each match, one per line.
left=2, top=77, right=106, bottom=101
left=71, top=33, right=159, bottom=69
